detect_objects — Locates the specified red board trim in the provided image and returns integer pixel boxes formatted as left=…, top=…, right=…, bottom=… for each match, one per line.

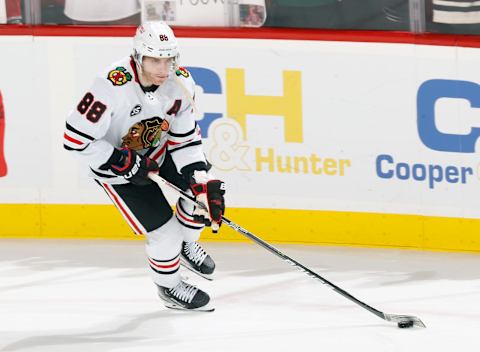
left=1, top=24, right=480, bottom=48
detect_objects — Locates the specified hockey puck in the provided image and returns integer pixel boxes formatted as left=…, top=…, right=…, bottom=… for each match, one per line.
left=397, top=320, right=414, bottom=329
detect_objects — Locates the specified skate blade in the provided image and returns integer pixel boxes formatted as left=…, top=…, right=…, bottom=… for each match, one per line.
left=164, top=301, right=215, bottom=312
left=180, top=259, right=214, bottom=281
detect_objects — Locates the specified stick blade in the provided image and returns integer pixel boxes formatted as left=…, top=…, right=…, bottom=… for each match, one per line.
left=385, top=313, right=426, bottom=328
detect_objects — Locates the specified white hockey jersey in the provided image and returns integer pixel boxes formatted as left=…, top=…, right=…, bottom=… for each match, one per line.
left=64, top=56, right=205, bottom=184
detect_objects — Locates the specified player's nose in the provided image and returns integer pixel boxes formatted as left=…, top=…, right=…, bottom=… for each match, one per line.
left=155, top=60, right=170, bottom=72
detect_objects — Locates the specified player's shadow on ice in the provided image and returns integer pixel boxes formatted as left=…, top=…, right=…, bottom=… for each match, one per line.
left=1, top=239, right=480, bottom=289
left=0, top=310, right=184, bottom=352
left=210, top=242, right=480, bottom=286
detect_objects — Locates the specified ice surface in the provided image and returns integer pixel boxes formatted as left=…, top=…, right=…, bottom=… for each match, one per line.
left=0, top=239, right=479, bottom=352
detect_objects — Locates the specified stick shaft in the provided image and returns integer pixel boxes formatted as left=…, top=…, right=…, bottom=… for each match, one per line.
left=148, top=172, right=385, bottom=320
left=219, top=216, right=385, bottom=319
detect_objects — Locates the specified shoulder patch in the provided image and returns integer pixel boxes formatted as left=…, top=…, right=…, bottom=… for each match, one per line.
left=107, top=66, right=132, bottom=86
left=175, top=67, right=190, bottom=78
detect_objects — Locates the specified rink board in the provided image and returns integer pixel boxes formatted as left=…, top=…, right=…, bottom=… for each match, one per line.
left=0, top=203, right=479, bottom=252
left=1, top=29, right=480, bottom=251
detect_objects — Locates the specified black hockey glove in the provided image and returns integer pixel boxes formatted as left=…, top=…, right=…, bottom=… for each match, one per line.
left=190, top=171, right=226, bottom=233
left=109, top=148, right=159, bottom=186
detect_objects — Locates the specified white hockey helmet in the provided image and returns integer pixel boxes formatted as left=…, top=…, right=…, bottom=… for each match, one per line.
left=133, top=21, right=179, bottom=68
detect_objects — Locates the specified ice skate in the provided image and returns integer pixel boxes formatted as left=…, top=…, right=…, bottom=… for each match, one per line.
left=157, top=281, right=214, bottom=312
left=180, top=241, right=215, bottom=280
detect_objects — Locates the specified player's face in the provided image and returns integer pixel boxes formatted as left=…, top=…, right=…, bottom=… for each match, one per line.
left=141, top=57, right=174, bottom=85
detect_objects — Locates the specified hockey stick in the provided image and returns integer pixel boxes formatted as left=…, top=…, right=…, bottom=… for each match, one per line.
left=148, top=172, right=426, bottom=329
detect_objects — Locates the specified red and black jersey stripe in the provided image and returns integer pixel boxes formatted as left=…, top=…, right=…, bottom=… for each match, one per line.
left=64, top=122, right=95, bottom=151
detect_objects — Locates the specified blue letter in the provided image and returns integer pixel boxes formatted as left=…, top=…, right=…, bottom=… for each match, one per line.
left=376, top=154, right=394, bottom=179
left=186, top=67, right=223, bottom=138
left=417, top=79, right=480, bottom=153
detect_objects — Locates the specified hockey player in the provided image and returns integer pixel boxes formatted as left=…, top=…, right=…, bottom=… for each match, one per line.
left=64, top=22, right=225, bottom=311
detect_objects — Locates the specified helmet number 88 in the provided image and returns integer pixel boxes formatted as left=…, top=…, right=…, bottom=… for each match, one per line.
left=159, top=35, right=169, bottom=41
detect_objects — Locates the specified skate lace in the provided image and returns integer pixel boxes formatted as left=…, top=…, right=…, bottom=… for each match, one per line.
left=184, top=242, right=208, bottom=265
left=169, top=282, right=198, bottom=304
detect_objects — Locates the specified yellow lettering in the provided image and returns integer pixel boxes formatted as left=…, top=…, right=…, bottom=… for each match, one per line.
left=294, top=156, right=309, bottom=174
left=277, top=155, right=292, bottom=173
left=310, top=154, right=322, bottom=174
left=255, top=150, right=350, bottom=176
left=338, top=159, right=351, bottom=176
left=323, top=158, right=337, bottom=175
left=256, top=148, right=274, bottom=172
left=227, top=68, right=303, bottom=143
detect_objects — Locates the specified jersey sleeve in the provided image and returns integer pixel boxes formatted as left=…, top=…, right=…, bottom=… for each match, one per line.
left=167, top=73, right=206, bottom=174
left=63, top=76, right=116, bottom=169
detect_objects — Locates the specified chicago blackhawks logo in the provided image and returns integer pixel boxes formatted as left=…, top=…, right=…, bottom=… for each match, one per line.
left=121, top=116, right=170, bottom=150
left=175, top=67, right=190, bottom=78
left=107, top=66, right=132, bottom=86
